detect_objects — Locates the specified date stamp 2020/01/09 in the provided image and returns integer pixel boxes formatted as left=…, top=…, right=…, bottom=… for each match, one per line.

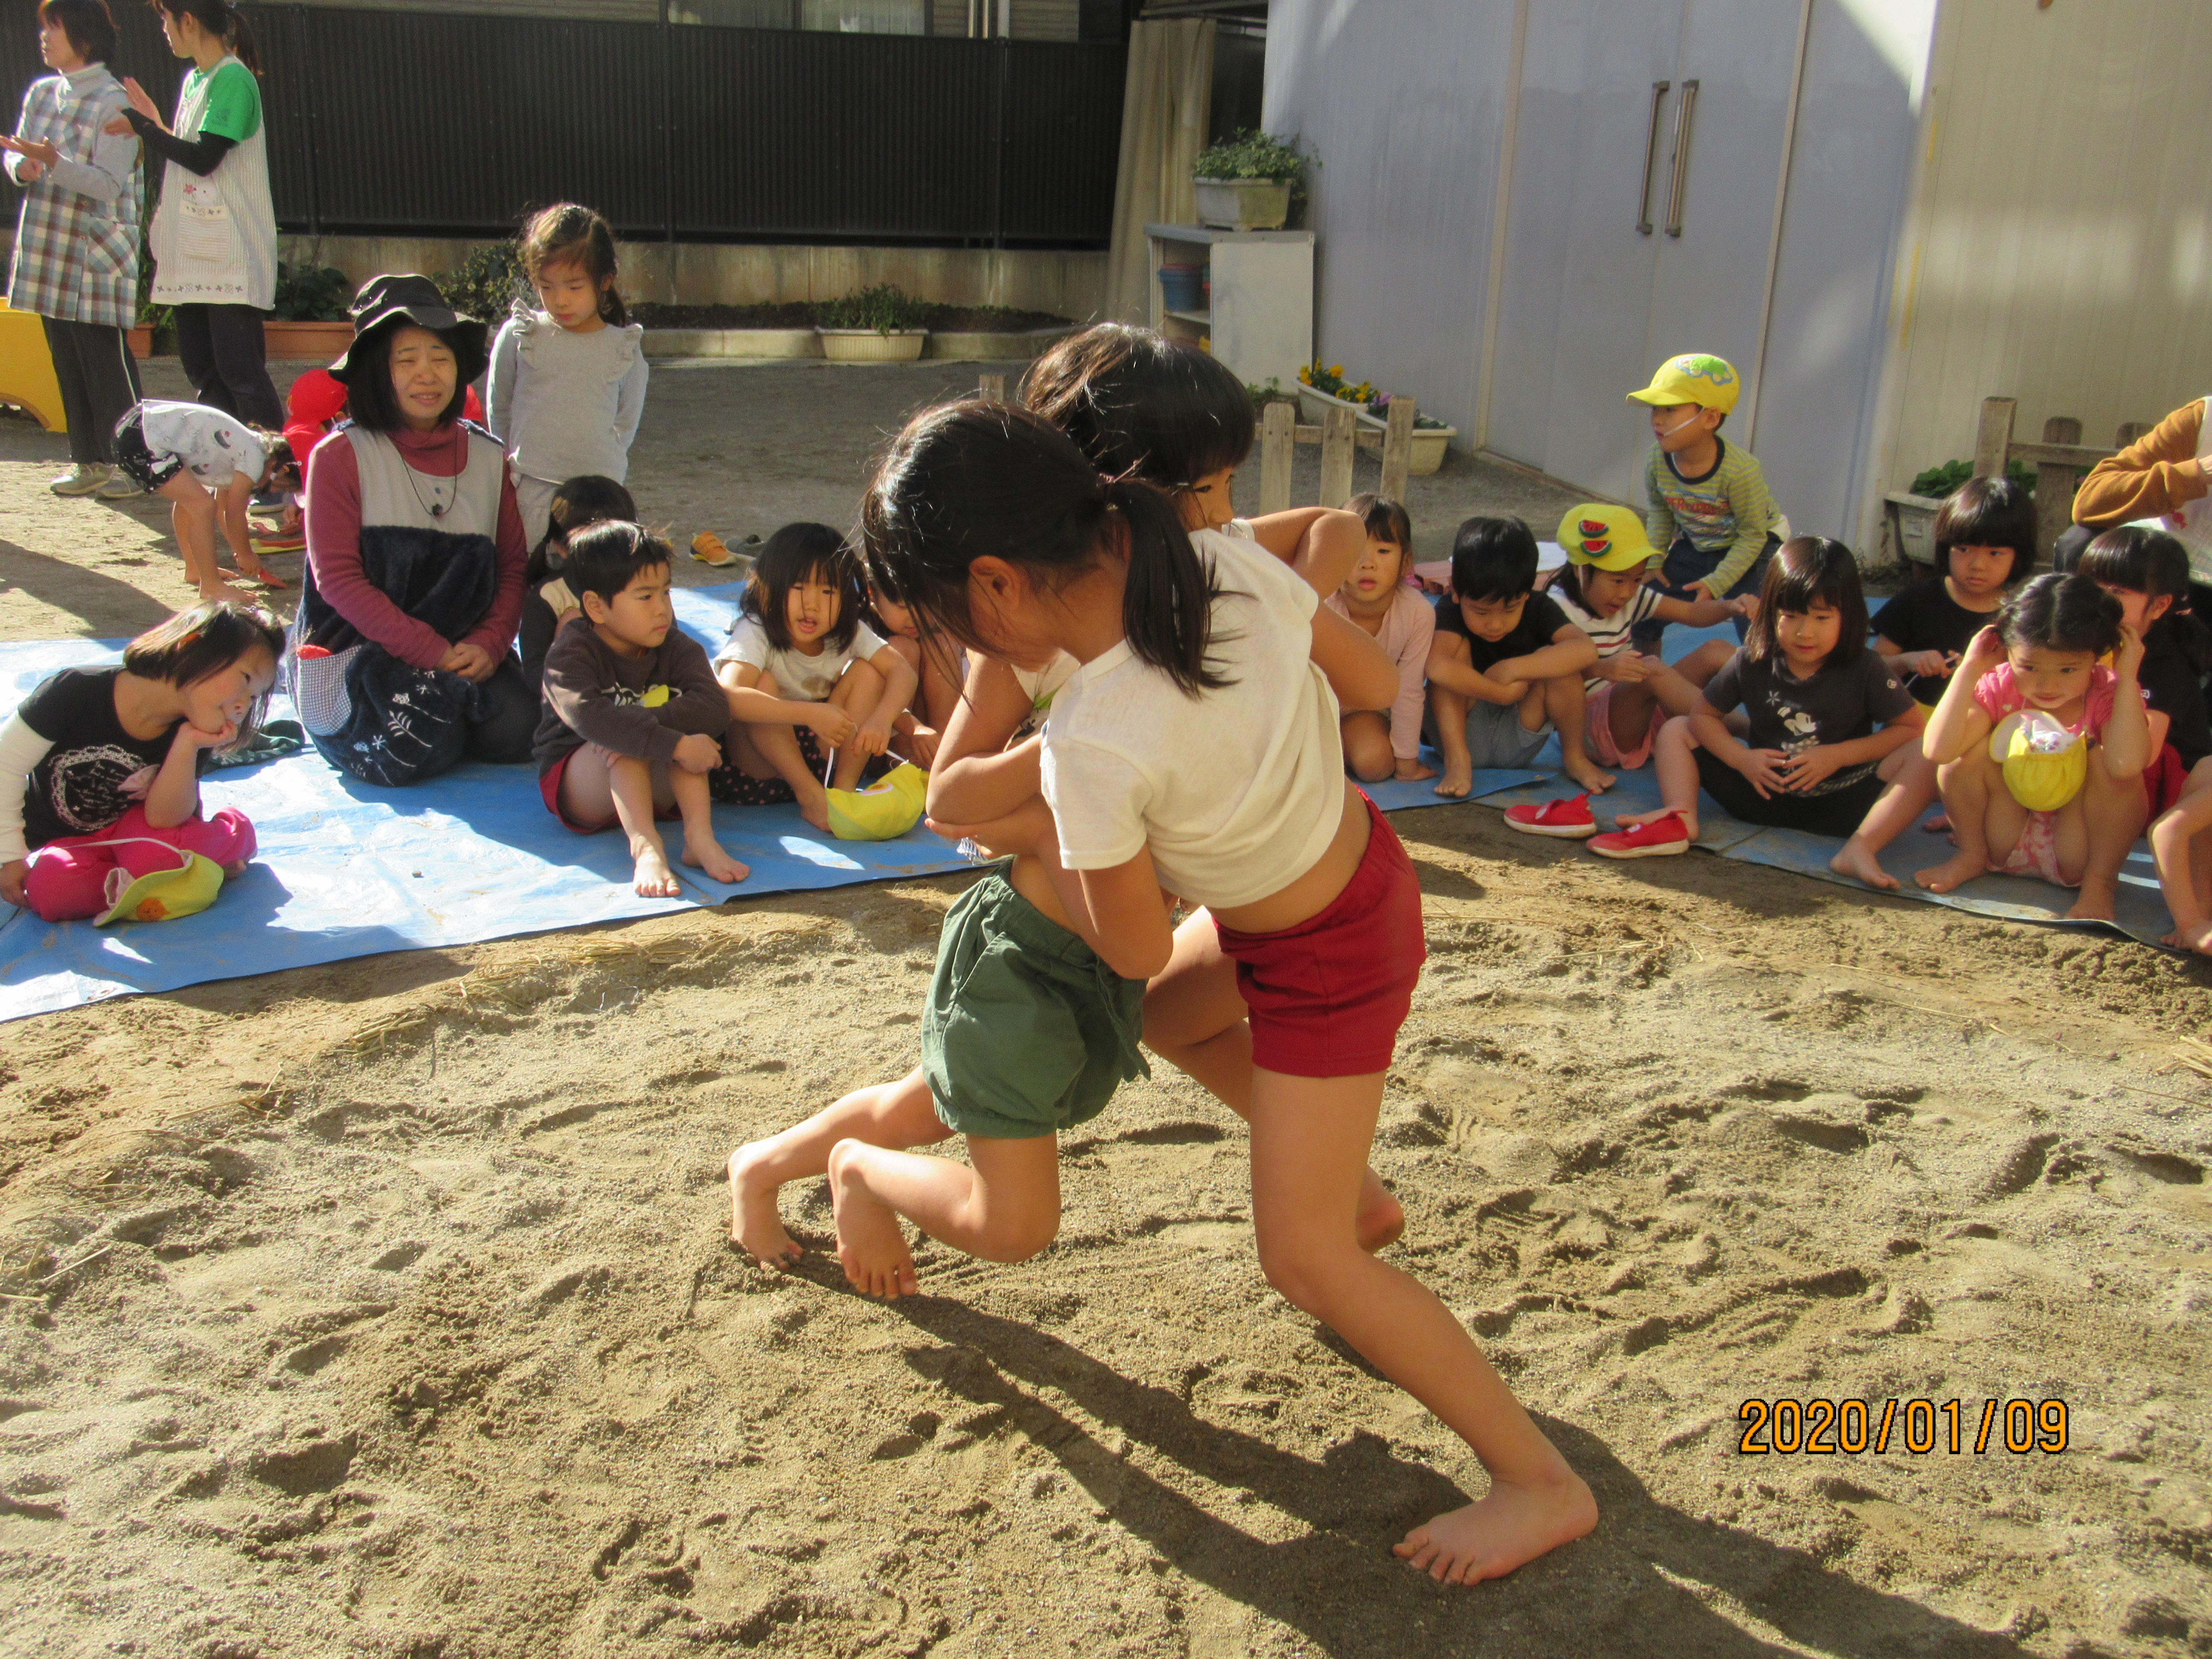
left=1738, top=1397, right=2069, bottom=1456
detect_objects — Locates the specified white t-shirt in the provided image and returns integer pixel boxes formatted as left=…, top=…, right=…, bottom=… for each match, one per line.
left=1551, top=575, right=1663, bottom=690
left=138, top=399, right=265, bottom=486
left=715, top=614, right=888, bottom=702
left=1042, top=528, right=1342, bottom=910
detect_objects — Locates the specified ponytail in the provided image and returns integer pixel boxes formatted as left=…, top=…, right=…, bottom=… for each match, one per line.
left=861, top=399, right=1228, bottom=698
left=1105, top=477, right=1227, bottom=693
left=152, top=0, right=260, bottom=75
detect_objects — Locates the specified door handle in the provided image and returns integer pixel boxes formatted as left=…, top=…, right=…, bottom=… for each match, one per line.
left=1637, top=80, right=1670, bottom=235
left=1665, top=78, right=1699, bottom=237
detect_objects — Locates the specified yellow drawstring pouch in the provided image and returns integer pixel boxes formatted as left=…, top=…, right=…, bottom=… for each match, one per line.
left=1990, top=710, right=2087, bottom=812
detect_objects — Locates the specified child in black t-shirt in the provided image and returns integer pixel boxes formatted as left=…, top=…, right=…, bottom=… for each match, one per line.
left=1871, top=477, right=2034, bottom=704
left=1, top=602, right=285, bottom=921
left=1423, top=517, right=1601, bottom=798
left=1593, top=538, right=1924, bottom=858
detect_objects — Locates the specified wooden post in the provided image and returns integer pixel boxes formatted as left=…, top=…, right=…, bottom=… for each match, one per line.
left=1380, top=398, right=1415, bottom=506
left=1973, top=397, right=2017, bottom=480
left=2115, top=421, right=2151, bottom=448
left=2032, top=414, right=2083, bottom=570
left=977, top=373, right=1006, bottom=400
left=1258, top=399, right=1294, bottom=516
left=1318, top=404, right=1356, bottom=508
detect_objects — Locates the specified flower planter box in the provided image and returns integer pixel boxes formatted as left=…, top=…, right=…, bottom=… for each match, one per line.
left=263, top=319, right=353, bottom=361
left=817, top=328, right=927, bottom=364
left=1297, top=384, right=1456, bottom=475
left=643, top=328, right=821, bottom=360
left=1884, top=491, right=1946, bottom=565
left=1193, top=177, right=1291, bottom=233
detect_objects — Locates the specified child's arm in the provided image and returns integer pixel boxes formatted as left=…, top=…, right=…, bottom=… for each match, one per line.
left=0, top=714, right=53, bottom=908
left=1688, top=698, right=1793, bottom=799
left=715, top=659, right=856, bottom=746
left=1696, top=457, right=1779, bottom=601
left=1871, top=632, right=1955, bottom=681
left=1489, top=626, right=1601, bottom=686
left=925, top=655, right=1042, bottom=824
left=1651, top=590, right=1751, bottom=629
left=141, top=716, right=231, bottom=830
left=218, top=473, right=254, bottom=568
left=1386, top=605, right=1436, bottom=766
left=486, top=320, right=518, bottom=444
left=1312, top=604, right=1401, bottom=712
left=1921, top=627, right=2004, bottom=764
left=1643, top=451, right=1677, bottom=552
left=547, top=643, right=692, bottom=765
left=1241, top=507, right=1368, bottom=597
left=1425, top=638, right=1527, bottom=706
left=613, top=346, right=649, bottom=459
left=1774, top=705, right=1927, bottom=794
left=2100, top=626, right=2155, bottom=781
left=1069, top=851, right=1177, bottom=981
left=849, top=641, right=921, bottom=761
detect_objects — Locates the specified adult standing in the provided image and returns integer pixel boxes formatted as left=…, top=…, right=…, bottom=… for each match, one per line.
left=2, top=0, right=144, bottom=499
left=114, top=0, right=280, bottom=429
left=2058, top=396, right=2212, bottom=589
left=290, top=275, right=535, bottom=788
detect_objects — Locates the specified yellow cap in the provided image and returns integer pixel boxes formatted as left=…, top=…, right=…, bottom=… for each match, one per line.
left=1556, top=504, right=1660, bottom=572
left=1627, top=352, right=1740, bottom=414
left=96, top=851, right=226, bottom=926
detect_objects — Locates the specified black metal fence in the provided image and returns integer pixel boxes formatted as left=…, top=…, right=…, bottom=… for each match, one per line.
left=0, top=7, right=1125, bottom=247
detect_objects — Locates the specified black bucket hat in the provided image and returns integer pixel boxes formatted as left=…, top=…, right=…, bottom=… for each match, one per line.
left=327, top=274, right=490, bottom=387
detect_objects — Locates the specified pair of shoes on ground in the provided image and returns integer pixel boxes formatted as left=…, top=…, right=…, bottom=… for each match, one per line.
left=691, top=530, right=761, bottom=569
left=1504, top=793, right=1692, bottom=859
left=49, top=463, right=142, bottom=501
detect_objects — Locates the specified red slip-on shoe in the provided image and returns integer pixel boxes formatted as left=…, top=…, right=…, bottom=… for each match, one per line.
left=1589, top=812, right=1692, bottom=859
left=1503, top=793, right=1597, bottom=838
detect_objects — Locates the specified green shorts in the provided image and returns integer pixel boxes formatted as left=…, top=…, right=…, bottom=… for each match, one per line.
left=921, top=865, right=1149, bottom=1141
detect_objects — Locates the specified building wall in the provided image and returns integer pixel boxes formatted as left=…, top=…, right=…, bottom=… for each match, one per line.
left=1262, top=0, right=1521, bottom=434
left=1874, top=0, right=2212, bottom=509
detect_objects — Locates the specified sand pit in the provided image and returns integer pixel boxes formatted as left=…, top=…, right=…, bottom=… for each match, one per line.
left=3, top=365, right=2212, bottom=1656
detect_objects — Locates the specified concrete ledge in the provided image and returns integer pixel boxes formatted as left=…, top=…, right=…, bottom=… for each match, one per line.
left=925, top=326, right=1077, bottom=362
left=641, top=329, right=818, bottom=360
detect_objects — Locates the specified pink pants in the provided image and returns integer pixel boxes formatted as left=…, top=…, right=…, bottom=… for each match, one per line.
left=23, top=805, right=255, bottom=923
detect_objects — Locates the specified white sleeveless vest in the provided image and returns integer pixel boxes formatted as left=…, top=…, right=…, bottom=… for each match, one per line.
left=148, top=56, right=276, bottom=309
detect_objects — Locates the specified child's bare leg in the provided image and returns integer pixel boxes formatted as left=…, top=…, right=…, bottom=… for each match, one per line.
left=1616, top=715, right=1702, bottom=837
left=2151, top=760, right=2212, bottom=950
left=1834, top=745, right=1936, bottom=889
left=727, top=1066, right=949, bottom=1267
left=1429, top=637, right=1475, bottom=797
left=672, top=766, right=748, bottom=885
left=1144, top=911, right=1406, bottom=1252
left=825, top=1131, right=1061, bottom=1299
left=1248, top=1067, right=1595, bottom=1584
left=2066, top=750, right=2149, bottom=921
left=1545, top=676, right=1612, bottom=793
left=1341, top=710, right=1395, bottom=783
left=159, top=477, right=239, bottom=601
left=1671, top=637, right=1735, bottom=690
left=1918, top=751, right=1996, bottom=891
left=740, top=674, right=834, bottom=830
left=602, top=751, right=681, bottom=897
left=827, top=660, right=887, bottom=790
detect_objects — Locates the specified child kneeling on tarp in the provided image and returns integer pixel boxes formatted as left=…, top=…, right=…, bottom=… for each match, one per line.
left=533, top=522, right=749, bottom=898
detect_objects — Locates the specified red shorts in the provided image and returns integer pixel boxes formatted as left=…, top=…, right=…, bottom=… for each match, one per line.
left=2145, top=743, right=2188, bottom=820
left=1212, top=793, right=1426, bottom=1078
left=539, top=747, right=682, bottom=835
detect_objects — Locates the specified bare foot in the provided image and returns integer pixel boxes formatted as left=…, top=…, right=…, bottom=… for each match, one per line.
left=1614, top=806, right=1687, bottom=831
left=2164, top=918, right=2212, bottom=955
left=726, top=1143, right=801, bottom=1268
left=1434, top=759, right=1473, bottom=800
left=682, top=833, right=750, bottom=885
left=632, top=842, right=682, bottom=898
left=1919, top=810, right=1952, bottom=834
left=222, top=859, right=250, bottom=880
left=1914, top=845, right=1986, bottom=893
left=1396, top=761, right=1438, bottom=783
left=2065, top=881, right=2117, bottom=923
left=1394, top=1473, right=1598, bottom=1585
left=199, top=580, right=256, bottom=608
left=1561, top=754, right=1615, bottom=795
left=1829, top=837, right=1898, bottom=891
left=827, top=1140, right=918, bottom=1299
left=795, top=781, right=832, bottom=834
left=1357, top=1168, right=1405, bottom=1253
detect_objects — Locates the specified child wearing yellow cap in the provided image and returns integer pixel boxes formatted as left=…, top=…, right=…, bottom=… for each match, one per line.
left=1627, top=353, right=1782, bottom=647
left=1540, top=503, right=1751, bottom=790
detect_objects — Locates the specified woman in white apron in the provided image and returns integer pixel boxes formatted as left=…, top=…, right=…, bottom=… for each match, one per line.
left=2, top=0, right=143, bottom=498
left=113, top=0, right=281, bottom=428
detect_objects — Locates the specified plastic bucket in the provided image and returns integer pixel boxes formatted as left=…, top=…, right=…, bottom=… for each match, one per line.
left=1158, top=265, right=1206, bottom=313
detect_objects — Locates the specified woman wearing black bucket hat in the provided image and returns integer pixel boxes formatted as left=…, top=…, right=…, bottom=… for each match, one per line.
left=287, top=274, right=536, bottom=788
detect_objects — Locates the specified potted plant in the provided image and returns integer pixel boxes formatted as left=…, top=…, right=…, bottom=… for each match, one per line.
left=437, top=240, right=527, bottom=325
left=263, top=262, right=356, bottom=359
left=1886, top=458, right=2037, bottom=565
left=816, top=284, right=931, bottom=363
left=1295, top=361, right=1458, bottom=474
left=1192, top=130, right=1309, bottom=233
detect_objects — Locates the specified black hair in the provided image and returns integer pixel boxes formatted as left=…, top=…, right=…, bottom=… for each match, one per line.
left=519, top=202, right=629, bottom=328
left=1447, top=516, right=1538, bottom=605
left=861, top=399, right=1226, bottom=696
left=1345, top=492, right=1413, bottom=557
left=565, top=521, right=672, bottom=611
left=1745, top=536, right=1869, bottom=669
left=121, top=599, right=284, bottom=743
left=341, top=323, right=474, bottom=432
left=151, top=0, right=258, bottom=74
left=1933, top=475, right=2034, bottom=587
left=741, top=522, right=864, bottom=656
left=1998, top=571, right=2122, bottom=659
left=1021, top=323, right=1255, bottom=491
left=525, top=474, right=636, bottom=588
left=2078, top=526, right=2212, bottom=674
left=253, top=429, right=296, bottom=492
left=41, top=0, right=117, bottom=64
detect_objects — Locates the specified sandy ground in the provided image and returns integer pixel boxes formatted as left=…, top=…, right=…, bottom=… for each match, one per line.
left=2, top=364, right=2211, bottom=1659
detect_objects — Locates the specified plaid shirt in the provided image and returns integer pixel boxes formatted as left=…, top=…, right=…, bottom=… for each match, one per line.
left=6, top=67, right=141, bottom=328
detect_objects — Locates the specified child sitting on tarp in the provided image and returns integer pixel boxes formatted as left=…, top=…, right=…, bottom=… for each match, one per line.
left=533, top=522, right=748, bottom=899
left=0, top=601, right=282, bottom=923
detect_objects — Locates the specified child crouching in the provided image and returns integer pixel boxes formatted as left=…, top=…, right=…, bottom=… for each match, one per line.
left=533, top=523, right=749, bottom=897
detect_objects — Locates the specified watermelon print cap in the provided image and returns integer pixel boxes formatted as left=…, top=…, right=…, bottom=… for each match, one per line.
left=1556, top=504, right=1660, bottom=572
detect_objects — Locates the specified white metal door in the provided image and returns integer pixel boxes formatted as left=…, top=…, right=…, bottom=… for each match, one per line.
left=1487, top=0, right=1682, bottom=499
